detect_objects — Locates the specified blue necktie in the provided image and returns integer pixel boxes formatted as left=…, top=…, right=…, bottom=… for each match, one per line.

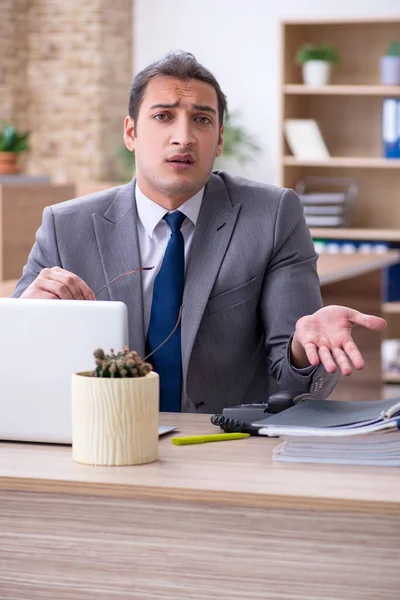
left=146, top=211, right=186, bottom=412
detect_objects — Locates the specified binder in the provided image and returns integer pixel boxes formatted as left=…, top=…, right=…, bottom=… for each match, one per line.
left=382, top=98, right=400, bottom=158
left=253, top=397, right=400, bottom=431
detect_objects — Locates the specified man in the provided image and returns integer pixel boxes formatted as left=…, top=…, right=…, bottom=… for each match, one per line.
left=13, top=51, right=385, bottom=414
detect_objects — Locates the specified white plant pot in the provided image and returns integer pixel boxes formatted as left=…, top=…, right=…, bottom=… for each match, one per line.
left=302, top=61, right=331, bottom=86
left=72, top=371, right=159, bottom=466
left=380, top=56, right=400, bottom=85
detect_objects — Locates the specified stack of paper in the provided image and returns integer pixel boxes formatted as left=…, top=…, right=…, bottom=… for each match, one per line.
left=272, top=428, right=400, bottom=466
left=251, top=397, right=400, bottom=467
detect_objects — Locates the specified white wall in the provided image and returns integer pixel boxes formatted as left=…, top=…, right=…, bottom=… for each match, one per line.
left=134, top=0, right=400, bottom=185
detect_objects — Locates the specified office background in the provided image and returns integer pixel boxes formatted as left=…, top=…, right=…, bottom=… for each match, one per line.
left=135, top=0, right=400, bottom=184
left=1, top=0, right=400, bottom=393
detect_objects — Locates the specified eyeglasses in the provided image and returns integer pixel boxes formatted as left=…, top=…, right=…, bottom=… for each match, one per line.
left=94, top=266, right=155, bottom=297
left=94, top=265, right=183, bottom=361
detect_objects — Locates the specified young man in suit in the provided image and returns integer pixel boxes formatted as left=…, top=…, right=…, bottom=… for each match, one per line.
left=13, top=51, right=386, bottom=414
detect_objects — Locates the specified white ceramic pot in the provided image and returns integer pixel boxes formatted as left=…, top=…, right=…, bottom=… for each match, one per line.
left=72, top=371, right=159, bottom=466
left=380, top=56, right=400, bottom=85
left=302, top=61, right=331, bottom=86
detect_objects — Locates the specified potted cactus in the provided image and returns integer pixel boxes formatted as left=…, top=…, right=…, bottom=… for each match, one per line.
left=72, top=346, right=159, bottom=466
left=0, top=121, right=30, bottom=174
left=380, top=41, right=400, bottom=85
left=296, top=44, right=340, bottom=86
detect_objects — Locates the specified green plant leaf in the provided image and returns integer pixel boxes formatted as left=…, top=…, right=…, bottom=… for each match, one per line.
left=387, top=41, right=400, bottom=57
left=296, top=44, right=340, bottom=65
left=0, top=122, right=30, bottom=153
left=216, top=112, right=261, bottom=166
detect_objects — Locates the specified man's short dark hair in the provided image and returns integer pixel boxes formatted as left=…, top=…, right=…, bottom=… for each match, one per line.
left=129, top=50, right=228, bottom=132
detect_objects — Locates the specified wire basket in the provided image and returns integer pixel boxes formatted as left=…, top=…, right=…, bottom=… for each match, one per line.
left=295, top=176, right=359, bottom=228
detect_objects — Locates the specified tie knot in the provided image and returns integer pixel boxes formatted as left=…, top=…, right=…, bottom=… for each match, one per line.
left=164, top=211, right=186, bottom=233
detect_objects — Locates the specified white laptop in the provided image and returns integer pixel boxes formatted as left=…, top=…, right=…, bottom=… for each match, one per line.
left=0, top=299, right=175, bottom=444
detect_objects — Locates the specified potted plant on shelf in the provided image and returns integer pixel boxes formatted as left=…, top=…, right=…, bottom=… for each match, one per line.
left=72, top=346, right=159, bottom=466
left=0, top=121, right=30, bottom=174
left=380, top=41, right=400, bottom=85
left=296, top=44, right=340, bottom=86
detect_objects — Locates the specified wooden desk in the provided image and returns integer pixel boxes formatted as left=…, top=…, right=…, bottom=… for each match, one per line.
left=0, top=413, right=399, bottom=599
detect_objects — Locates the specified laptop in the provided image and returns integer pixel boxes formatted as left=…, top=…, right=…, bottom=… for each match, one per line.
left=0, top=299, right=176, bottom=443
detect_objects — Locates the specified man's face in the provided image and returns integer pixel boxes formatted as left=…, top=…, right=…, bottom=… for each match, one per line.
left=124, top=76, right=224, bottom=205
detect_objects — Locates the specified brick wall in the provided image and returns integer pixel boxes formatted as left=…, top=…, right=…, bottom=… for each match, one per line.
left=0, top=0, right=133, bottom=182
left=0, top=0, right=29, bottom=127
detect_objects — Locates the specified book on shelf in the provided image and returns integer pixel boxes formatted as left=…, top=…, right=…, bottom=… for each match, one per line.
left=284, top=119, right=330, bottom=161
left=251, top=397, right=400, bottom=467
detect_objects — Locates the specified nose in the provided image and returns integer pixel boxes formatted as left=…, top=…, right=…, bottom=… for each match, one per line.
left=169, top=115, right=195, bottom=147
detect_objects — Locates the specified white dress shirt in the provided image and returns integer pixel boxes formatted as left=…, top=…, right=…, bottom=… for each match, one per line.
left=135, top=183, right=205, bottom=333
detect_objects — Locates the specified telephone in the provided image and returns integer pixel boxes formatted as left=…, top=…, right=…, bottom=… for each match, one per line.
left=210, top=390, right=315, bottom=435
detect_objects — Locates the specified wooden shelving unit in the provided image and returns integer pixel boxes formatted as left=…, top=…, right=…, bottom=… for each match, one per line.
left=283, top=156, right=400, bottom=168
left=310, top=228, right=400, bottom=242
left=280, top=18, right=400, bottom=230
left=284, top=84, right=400, bottom=96
left=382, top=302, right=400, bottom=314
left=383, top=372, right=400, bottom=383
left=281, top=18, right=400, bottom=385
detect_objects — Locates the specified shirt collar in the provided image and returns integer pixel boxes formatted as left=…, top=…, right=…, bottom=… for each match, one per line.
left=135, top=182, right=204, bottom=238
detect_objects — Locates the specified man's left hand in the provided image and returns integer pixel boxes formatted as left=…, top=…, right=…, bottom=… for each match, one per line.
left=291, top=305, right=386, bottom=376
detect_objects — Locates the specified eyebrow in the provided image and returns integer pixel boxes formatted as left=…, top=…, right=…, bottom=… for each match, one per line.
left=149, top=102, right=217, bottom=115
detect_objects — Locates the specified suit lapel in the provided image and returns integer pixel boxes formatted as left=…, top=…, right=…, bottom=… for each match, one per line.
left=181, top=174, right=241, bottom=380
left=92, top=180, right=146, bottom=357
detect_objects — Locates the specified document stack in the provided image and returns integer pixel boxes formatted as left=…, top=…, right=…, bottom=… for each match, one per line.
left=296, top=176, right=358, bottom=228
left=252, top=397, right=400, bottom=467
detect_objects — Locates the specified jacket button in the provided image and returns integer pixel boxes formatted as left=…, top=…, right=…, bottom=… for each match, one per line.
left=313, top=377, right=324, bottom=392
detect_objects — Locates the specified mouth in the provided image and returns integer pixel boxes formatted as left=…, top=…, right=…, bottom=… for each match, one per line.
left=166, top=154, right=195, bottom=168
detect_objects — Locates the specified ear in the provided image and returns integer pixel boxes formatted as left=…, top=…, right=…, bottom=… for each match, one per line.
left=123, top=116, right=136, bottom=151
left=215, top=125, right=224, bottom=157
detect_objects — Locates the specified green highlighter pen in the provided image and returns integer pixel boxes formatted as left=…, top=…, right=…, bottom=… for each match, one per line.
left=172, top=432, right=250, bottom=445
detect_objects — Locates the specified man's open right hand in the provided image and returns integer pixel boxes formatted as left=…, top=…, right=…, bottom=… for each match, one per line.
left=20, top=267, right=96, bottom=300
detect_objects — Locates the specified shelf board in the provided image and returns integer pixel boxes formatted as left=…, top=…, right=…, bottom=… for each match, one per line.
left=382, top=372, right=400, bottom=384
left=283, top=156, right=400, bottom=168
left=282, top=17, right=400, bottom=25
left=382, top=303, right=400, bottom=314
left=283, top=84, right=400, bottom=96
left=318, top=251, right=400, bottom=286
left=309, top=228, right=400, bottom=242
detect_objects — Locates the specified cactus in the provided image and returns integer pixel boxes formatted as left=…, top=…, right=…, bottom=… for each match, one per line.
left=91, top=346, right=152, bottom=378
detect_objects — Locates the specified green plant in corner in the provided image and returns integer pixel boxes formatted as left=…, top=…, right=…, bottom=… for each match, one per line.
left=0, top=121, right=30, bottom=153
left=92, top=346, right=152, bottom=378
left=215, top=112, right=261, bottom=169
left=296, top=44, right=340, bottom=65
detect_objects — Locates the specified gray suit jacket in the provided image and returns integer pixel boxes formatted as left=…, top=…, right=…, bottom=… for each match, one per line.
left=13, top=172, right=339, bottom=413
